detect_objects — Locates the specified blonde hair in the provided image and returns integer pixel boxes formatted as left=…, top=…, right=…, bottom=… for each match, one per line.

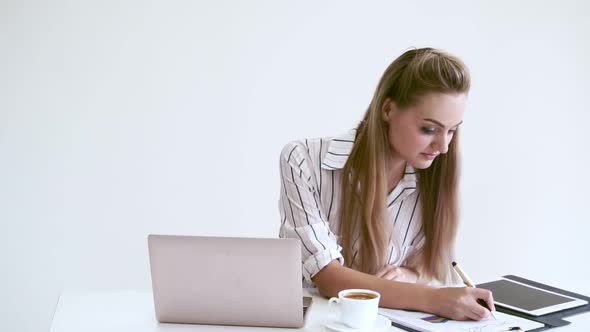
left=339, top=48, right=470, bottom=283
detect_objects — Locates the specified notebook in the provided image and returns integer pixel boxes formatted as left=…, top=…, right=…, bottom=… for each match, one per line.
left=379, top=307, right=544, bottom=332
left=148, top=234, right=310, bottom=328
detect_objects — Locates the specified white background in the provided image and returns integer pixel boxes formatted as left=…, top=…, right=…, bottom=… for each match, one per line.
left=1, top=1, right=589, bottom=331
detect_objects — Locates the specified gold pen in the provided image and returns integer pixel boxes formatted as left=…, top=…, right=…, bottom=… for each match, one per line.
left=452, top=261, right=497, bottom=320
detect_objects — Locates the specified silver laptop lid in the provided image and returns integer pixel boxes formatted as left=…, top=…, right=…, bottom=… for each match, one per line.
left=148, top=235, right=303, bottom=328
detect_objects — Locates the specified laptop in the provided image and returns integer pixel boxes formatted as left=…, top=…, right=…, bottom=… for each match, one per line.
left=147, top=234, right=310, bottom=328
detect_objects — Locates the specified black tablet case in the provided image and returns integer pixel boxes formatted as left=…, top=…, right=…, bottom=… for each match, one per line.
left=486, top=275, right=590, bottom=331
left=388, top=275, right=590, bottom=332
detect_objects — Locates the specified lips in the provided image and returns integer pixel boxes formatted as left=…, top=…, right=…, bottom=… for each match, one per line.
left=421, top=152, right=439, bottom=160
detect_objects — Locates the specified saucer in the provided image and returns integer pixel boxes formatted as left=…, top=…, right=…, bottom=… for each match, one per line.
left=324, top=315, right=391, bottom=332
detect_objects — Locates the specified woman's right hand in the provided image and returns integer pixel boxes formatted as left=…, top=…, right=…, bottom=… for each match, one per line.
left=429, top=287, right=496, bottom=321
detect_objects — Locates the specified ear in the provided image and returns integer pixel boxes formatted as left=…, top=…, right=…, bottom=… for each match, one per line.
left=382, top=98, right=396, bottom=122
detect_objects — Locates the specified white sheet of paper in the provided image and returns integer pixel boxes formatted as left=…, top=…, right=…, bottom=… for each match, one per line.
left=378, top=308, right=544, bottom=332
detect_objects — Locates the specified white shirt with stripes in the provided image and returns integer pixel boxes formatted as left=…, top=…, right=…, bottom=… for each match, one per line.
left=279, top=129, right=425, bottom=287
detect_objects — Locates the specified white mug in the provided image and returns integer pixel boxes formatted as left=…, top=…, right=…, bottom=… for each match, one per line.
left=328, top=289, right=381, bottom=329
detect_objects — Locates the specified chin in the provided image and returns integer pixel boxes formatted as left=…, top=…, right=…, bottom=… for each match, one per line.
left=409, top=159, right=435, bottom=170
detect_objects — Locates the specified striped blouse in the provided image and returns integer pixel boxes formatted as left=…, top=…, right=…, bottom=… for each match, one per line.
left=278, top=129, right=425, bottom=287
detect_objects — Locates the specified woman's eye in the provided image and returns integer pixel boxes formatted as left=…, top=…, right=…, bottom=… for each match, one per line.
left=421, top=127, right=436, bottom=135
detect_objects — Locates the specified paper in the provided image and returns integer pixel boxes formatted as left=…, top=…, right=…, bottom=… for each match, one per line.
left=378, top=308, right=544, bottom=332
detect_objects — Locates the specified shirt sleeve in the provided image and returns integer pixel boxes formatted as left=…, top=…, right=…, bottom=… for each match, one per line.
left=278, top=141, right=344, bottom=283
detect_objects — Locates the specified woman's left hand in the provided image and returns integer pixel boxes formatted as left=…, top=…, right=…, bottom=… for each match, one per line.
left=375, top=265, right=419, bottom=283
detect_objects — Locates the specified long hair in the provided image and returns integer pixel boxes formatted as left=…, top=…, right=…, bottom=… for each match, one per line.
left=339, top=48, right=470, bottom=283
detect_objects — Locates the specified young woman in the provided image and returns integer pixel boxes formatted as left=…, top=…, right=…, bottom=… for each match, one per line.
left=278, top=47, right=495, bottom=321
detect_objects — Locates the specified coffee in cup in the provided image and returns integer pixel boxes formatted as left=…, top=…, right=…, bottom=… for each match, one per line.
left=328, top=289, right=381, bottom=329
left=343, top=292, right=379, bottom=300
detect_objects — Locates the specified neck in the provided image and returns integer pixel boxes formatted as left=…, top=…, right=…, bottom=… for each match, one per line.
left=386, top=153, right=407, bottom=192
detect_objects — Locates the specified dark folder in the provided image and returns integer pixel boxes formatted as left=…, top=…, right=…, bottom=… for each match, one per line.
left=389, top=275, right=589, bottom=332
left=478, top=275, right=590, bottom=332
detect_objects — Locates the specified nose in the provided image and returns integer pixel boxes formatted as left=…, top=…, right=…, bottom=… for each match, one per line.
left=435, top=134, right=450, bottom=154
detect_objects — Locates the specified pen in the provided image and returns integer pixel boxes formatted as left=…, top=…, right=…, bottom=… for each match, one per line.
left=451, top=261, right=497, bottom=320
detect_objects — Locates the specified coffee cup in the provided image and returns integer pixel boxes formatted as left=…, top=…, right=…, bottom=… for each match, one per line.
left=328, top=289, right=381, bottom=329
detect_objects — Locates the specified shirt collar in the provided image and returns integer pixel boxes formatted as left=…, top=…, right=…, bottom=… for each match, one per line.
left=320, top=128, right=418, bottom=187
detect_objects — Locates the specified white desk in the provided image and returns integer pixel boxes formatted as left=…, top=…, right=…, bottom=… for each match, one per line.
left=49, top=288, right=400, bottom=332
left=50, top=287, right=590, bottom=332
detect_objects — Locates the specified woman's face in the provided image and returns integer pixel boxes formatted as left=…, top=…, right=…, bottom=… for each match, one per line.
left=383, top=92, right=467, bottom=169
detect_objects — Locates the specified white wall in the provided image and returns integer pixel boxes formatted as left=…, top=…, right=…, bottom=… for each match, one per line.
left=1, top=1, right=589, bottom=331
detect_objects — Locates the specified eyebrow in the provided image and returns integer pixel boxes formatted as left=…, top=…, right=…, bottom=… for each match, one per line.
left=424, top=118, right=463, bottom=129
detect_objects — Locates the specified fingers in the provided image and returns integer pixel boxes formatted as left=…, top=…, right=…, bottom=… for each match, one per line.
left=483, top=290, right=496, bottom=312
left=436, top=287, right=496, bottom=321
left=473, top=288, right=496, bottom=312
left=467, top=305, right=490, bottom=321
left=376, top=266, right=419, bottom=282
left=375, top=265, right=399, bottom=280
left=382, top=267, right=400, bottom=280
left=382, top=269, right=400, bottom=280
left=375, top=265, right=391, bottom=278
left=398, top=268, right=419, bottom=283
left=466, top=288, right=494, bottom=320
